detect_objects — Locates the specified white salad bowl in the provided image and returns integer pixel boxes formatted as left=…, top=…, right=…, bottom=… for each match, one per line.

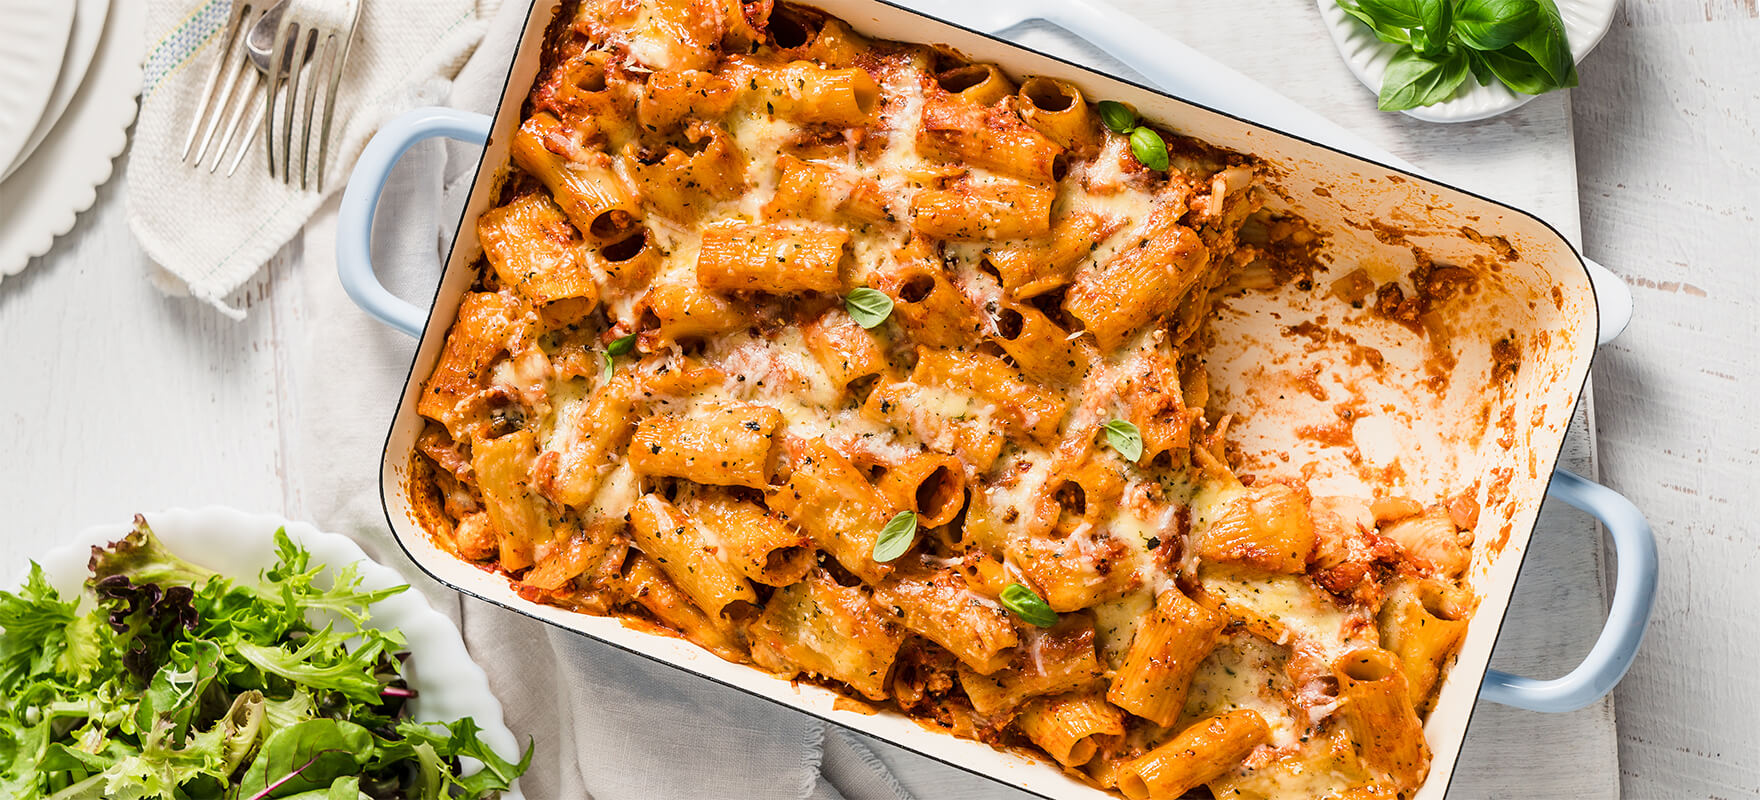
left=1317, top=0, right=1621, bottom=122
left=11, top=506, right=525, bottom=800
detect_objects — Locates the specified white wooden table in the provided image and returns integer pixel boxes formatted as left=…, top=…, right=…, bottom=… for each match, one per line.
left=1, top=2, right=1754, bottom=798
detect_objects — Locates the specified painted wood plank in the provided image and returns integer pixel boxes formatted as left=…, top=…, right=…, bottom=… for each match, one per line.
left=0, top=155, right=288, bottom=569
left=1573, top=13, right=1760, bottom=799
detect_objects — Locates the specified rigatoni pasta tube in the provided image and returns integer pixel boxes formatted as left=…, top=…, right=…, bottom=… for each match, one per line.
left=1377, top=579, right=1471, bottom=708
left=801, top=308, right=889, bottom=389
left=871, top=569, right=1018, bottom=674
left=913, top=348, right=1068, bottom=444
left=628, top=404, right=784, bottom=489
left=917, top=94, right=1066, bottom=185
left=935, top=64, right=1015, bottom=106
left=869, top=251, right=983, bottom=349
left=983, top=212, right=1112, bottom=300
left=621, top=554, right=744, bottom=662
left=748, top=571, right=905, bottom=700
left=640, top=280, right=749, bottom=342
left=1017, top=692, right=1126, bottom=767
left=958, top=617, right=1102, bottom=715
left=1107, top=589, right=1226, bottom=726
left=629, top=493, right=758, bottom=617
left=873, top=450, right=968, bottom=528
left=1334, top=648, right=1431, bottom=788
left=692, top=493, right=814, bottom=587
left=1379, top=505, right=1473, bottom=578
left=1116, top=710, right=1269, bottom=800
left=417, top=291, right=520, bottom=440
left=471, top=429, right=548, bottom=574
left=1016, top=77, right=1098, bottom=151
left=478, top=193, right=598, bottom=317
left=1064, top=208, right=1210, bottom=351
left=863, top=379, right=1004, bottom=472
left=637, top=68, right=736, bottom=131
left=621, top=124, right=746, bottom=221
left=992, top=301, right=1093, bottom=386
left=760, top=61, right=880, bottom=127
left=696, top=222, right=849, bottom=294
left=910, top=180, right=1054, bottom=241
left=766, top=438, right=895, bottom=582
left=543, top=372, right=640, bottom=508
left=1118, top=342, right=1191, bottom=462
left=1195, top=483, right=1316, bottom=574
left=764, top=155, right=889, bottom=224
left=511, top=113, right=641, bottom=244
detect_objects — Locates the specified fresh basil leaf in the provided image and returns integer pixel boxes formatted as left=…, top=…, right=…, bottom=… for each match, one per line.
left=606, top=333, right=637, bottom=357
left=1000, top=584, right=1058, bottom=628
left=1516, top=0, right=1577, bottom=87
left=845, top=287, right=895, bottom=329
left=1102, top=419, right=1144, bottom=462
left=600, top=351, right=614, bottom=384
left=1357, top=0, right=1427, bottom=27
left=872, top=511, right=918, bottom=563
left=1128, top=127, right=1169, bottom=172
left=1478, top=44, right=1558, bottom=94
left=1377, top=46, right=1471, bottom=110
left=1412, top=0, right=1452, bottom=58
left=1453, top=0, right=1540, bottom=50
left=1338, top=1, right=1412, bottom=45
left=1468, top=49, right=1494, bottom=85
left=1096, top=100, right=1137, bottom=134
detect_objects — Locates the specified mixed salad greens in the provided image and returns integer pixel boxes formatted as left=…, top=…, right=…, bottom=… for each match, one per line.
left=0, top=517, right=530, bottom=799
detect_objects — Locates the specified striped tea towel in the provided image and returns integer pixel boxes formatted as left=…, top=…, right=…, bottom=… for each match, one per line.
left=125, top=0, right=498, bottom=317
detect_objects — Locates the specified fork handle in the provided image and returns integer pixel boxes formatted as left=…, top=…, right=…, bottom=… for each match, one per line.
left=337, top=108, right=493, bottom=337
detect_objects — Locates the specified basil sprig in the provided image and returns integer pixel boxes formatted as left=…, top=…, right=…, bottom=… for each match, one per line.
left=845, top=287, right=895, bottom=329
left=1000, top=584, right=1058, bottom=628
left=872, top=511, right=918, bottom=563
left=601, top=333, right=637, bottom=382
left=1102, top=419, right=1144, bottom=462
left=1091, top=100, right=1169, bottom=174
left=1337, top=0, right=1577, bottom=111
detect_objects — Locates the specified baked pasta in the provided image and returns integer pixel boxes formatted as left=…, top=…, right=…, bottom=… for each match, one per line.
left=410, top=2, right=1485, bottom=797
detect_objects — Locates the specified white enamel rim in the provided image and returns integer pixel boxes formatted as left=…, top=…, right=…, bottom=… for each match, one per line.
left=2, top=0, right=112, bottom=181
left=361, top=1, right=1602, bottom=798
left=1316, top=0, right=1619, bottom=122
left=9, top=507, right=524, bottom=799
left=0, top=0, right=142, bottom=282
left=0, top=0, right=74, bottom=174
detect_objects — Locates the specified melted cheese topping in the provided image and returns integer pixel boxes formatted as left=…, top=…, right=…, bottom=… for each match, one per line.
left=410, top=4, right=1473, bottom=797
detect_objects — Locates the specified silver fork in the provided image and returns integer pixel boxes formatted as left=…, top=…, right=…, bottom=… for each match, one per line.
left=181, top=0, right=279, bottom=170
left=198, top=0, right=293, bottom=176
left=265, top=0, right=363, bottom=192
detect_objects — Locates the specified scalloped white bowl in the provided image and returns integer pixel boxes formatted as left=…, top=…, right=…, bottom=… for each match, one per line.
left=1316, top=0, right=1619, bottom=122
left=10, top=507, right=524, bottom=799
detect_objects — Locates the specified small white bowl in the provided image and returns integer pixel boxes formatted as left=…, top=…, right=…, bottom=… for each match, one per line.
left=12, top=507, right=524, bottom=799
left=1316, top=0, right=1619, bottom=122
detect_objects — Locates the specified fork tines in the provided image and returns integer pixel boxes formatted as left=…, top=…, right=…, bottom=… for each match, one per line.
left=182, top=1, right=268, bottom=172
left=265, top=3, right=357, bottom=193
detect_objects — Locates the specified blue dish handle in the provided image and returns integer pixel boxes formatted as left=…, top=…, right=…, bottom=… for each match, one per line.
left=1480, top=469, right=1658, bottom=711
left=337, top=107, right=494, bottom=338
left=337, top=109, right=1657, bottom=712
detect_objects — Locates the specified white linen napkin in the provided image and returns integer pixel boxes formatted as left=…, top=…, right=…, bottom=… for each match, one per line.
left=125, top=0, right=497, bottom=317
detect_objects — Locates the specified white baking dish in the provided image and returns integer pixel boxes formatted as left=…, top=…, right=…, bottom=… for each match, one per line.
left=335, top=2, right=1658, bottom=796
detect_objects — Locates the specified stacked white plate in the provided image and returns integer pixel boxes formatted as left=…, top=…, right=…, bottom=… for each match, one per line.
left=0, top=0, right=145, bottom=280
